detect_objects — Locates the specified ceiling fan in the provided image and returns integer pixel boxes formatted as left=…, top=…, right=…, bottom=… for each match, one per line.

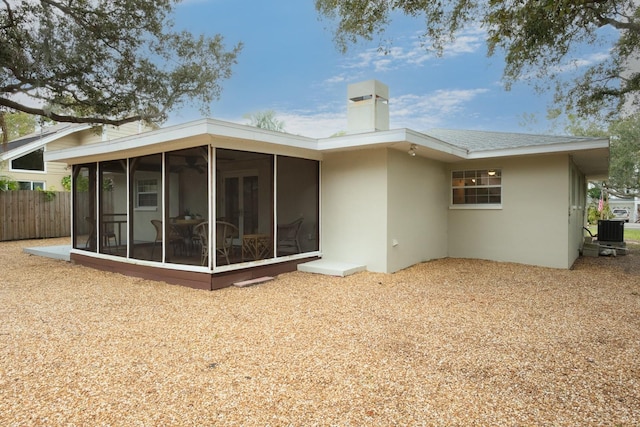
left=172, top=155, right=206, bottom=174
left=185, top=156, right=205, bottom=174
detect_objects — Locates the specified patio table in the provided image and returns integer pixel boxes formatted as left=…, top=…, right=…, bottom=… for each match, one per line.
left=172, top=219, right=204, bottom=256
left=242, top=234, right=271, bottom=261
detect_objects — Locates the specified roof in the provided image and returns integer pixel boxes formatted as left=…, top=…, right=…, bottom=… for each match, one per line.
left=422, top=128, right=606, bottom=153
left=44, top=118, right=610, bottom=179
left=1, top=123, right=92, bottom=161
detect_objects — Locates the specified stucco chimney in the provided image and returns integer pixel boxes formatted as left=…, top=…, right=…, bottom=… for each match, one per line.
left=347, top=80, right=389, bottom=134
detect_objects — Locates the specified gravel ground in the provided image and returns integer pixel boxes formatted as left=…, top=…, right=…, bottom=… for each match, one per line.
left=1, top=237, right=639, bottom=426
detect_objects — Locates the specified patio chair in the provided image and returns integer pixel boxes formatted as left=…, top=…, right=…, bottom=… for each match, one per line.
left=216, top=221, right=238, bottom=265
left=85, top=217, right=117, bottom=253
left=277, top=217, right=303, bottom=255
left=102, top=222, right=118, bottom=253
left=84, top=217, right=96, bottom=250
left=193, top=221, right=209, bottom=266
left=150, top=219, right=184, bottom=259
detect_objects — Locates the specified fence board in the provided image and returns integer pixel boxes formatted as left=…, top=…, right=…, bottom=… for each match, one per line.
left=0, top=190, right=71, bottom=241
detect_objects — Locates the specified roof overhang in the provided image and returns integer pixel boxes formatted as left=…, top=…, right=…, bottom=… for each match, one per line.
left=1, top=123, right=92, bottom=162
left=316, top=128, right=468, bottom=162
left=464, top=138, right=610, bottom=180
left=45, top=118, right=321, bottom=164
left=44, top=118, right=610, bottom=180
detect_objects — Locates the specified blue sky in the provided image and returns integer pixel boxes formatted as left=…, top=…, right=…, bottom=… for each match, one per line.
left=169, top=1, right=613, bottom=138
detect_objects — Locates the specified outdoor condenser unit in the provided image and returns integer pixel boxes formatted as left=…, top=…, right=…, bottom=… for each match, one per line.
left=597, top=220, right=624, bottom=242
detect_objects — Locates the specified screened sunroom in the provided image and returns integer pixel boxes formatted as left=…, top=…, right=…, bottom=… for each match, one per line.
left=52, top=120, right=321, bottom=290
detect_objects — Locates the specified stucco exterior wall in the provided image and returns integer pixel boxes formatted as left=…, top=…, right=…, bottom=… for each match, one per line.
left=448, top=154, right=571, bottom=269
left=386, top=149, right=448, bottom=273
left=321, top=149, right=388, bottom=272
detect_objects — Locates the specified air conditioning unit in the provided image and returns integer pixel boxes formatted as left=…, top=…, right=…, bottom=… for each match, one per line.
left=597, top=220, right=624, bottom=242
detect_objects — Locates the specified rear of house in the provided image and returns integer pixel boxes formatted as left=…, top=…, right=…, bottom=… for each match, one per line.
left=320, top=144, right=599, bottom=273
left=43, top=80, right=609, bottom=290
left=318, top=81, right=607, bottom=272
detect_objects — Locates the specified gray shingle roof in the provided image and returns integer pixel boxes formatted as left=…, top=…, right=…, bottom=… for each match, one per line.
left=422, top=128, right=605, bottom=152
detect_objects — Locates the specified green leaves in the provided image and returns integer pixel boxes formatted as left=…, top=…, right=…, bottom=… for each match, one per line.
left=316, top=0, right=640, bottom=120
left=0, top=0, right=242, bottom=126
left=244, top=110, right=286, bottom=132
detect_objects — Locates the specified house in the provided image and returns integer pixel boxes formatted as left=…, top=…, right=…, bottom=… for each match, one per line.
left=44, top=80, right=609, bottom=290
left=1, top=122, right=148, bottom=190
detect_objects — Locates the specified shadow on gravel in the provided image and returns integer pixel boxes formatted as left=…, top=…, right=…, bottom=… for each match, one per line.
left=573, top=241, right=640, bottom=275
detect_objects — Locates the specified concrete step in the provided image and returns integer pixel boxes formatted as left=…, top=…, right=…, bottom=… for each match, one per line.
left=233, top=276, right=274, bottom=288
left=297, top=260, right=366, bottom=277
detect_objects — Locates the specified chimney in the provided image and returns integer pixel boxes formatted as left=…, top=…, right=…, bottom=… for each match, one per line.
left=347, top=80, right=389, bottom=134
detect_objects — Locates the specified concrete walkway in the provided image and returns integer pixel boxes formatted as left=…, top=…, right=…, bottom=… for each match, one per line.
left=23, top=245, right=71, bottom=262
left=22, top=245, right=367, bottom=277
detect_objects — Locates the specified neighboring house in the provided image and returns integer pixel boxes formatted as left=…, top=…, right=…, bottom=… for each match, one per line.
left=1, top=122, right=148, bottom=190
left=45, top=80, right=609, bottom=291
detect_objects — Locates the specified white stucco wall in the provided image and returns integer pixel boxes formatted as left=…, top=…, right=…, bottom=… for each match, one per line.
left=321, top=149, right=388, bottom=272
left=386, top=149, right=449, bottom=272
left=448, top=154, right=571, bottom=269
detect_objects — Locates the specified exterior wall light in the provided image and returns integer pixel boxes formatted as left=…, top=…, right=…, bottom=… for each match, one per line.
left=408, top=144, right=417, bottom=157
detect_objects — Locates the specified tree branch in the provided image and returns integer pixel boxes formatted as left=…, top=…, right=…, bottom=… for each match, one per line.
left=1, top=0, right=16, bottom=29
left=596, top=15, right=640, bottom=32
left=0, top=97, right=146, bottom=126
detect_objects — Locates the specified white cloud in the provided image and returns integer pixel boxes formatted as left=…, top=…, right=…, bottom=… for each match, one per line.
left=515, top=50, right=612, bottom=81
left=231, top=87, right=491, bottom=138
left=338, top=25, right=486, bottom=72
left=324, top=75, right=346, bottom=85
left=390, top=88, right=490, bottom=129
left=279, top=111, right=346, bottom=138
left=552, top=51, right=611, bottom=74
left=442, top=25, right=486, bottom=57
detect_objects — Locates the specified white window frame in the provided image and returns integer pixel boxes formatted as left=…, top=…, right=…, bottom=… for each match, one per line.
left=17, top=180, right=45, bottom=190
left=135, top=178, right=158, bottom=210
left=10, top=148, right=47, bottom=173
left=450, top=169, right=502, bottom=209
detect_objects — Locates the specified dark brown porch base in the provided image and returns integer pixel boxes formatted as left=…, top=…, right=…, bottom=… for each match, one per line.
left=70, top=253, right=319, bottom=291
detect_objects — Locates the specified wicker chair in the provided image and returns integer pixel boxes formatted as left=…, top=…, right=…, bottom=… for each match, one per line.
left=215, top=221, right=238, bottom=265
left=150, top=219, right=184, bottom=259
left=277, top=217, right=303, bottom=255
left=193, top=221, right=209, bottom=266
left=84, top=217, right=117, bottom=252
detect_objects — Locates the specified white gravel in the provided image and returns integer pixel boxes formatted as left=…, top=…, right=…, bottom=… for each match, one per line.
left=1, top=237, right=639, bottom=426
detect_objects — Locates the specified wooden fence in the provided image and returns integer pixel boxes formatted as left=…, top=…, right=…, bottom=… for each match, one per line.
left=0, top=190, right=71, bottom=241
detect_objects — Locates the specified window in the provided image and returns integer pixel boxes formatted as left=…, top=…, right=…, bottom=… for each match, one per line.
left=136, top=178, right=158, bottom=208
left=11, top=149, right=45, bottom=171
left=451, top=169, right=501, bottom=205
left=17, top=181, right=45, bottom=190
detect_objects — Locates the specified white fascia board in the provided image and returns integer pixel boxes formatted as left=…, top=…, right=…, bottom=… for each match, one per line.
left=317, top=128, right=468, bottom=158
left=1, top=124, right=92, bottom=162
left=404, top=129, right=468, bottom=158
left=43, top=116, right=609, bottom=166
left=205, top=118, right=317, bottom=149
left=317, top=128, right=408, bottom=150
left=465, top=137, right=610, bottom=159
left=45, top=118, right=319, bottom=163
left=45, top=119, right=211, bottom=162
